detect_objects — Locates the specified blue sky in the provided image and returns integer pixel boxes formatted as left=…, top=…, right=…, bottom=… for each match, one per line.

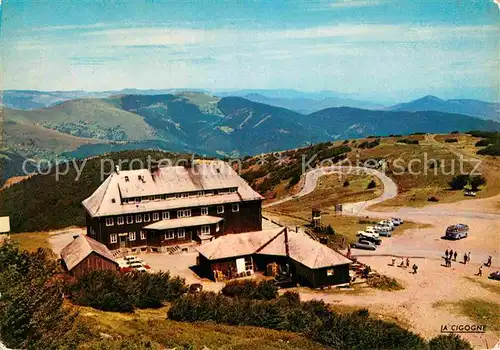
left=1, top=0, right=498, bottom=102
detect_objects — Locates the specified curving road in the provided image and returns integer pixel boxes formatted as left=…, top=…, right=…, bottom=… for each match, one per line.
left=263, top=165, right=398, bottom=211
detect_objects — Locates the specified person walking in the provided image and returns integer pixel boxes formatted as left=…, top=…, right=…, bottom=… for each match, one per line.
left=486, top=256, right=492, bottom=267
left=467, top=252, right=471, bottom=262
left=453, top=251, right=457, bottom=261
left=463, top=253, right=468, bottom=265
left=445, top=249, right=449, bottom=259
left=391, top=257, right=396, bottom=266
left=449, top=250, right=454, bottom=261
left=406, top=257, right=410, bottom=268
left=475, top=266, right=482, bottom=277
left=412, top=264, right=418, bottom=274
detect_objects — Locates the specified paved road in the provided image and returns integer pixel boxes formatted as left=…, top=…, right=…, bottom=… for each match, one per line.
left=263, top=165, right=398, bottom=210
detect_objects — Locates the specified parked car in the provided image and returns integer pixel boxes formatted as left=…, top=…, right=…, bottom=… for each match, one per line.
left=364, top=228, right=380, bottom=237
left=379, top=220, right=395, bottom=230
left=489, top=271, right=500, bottom=281
left=357, top=231, right=379, bottom=238
left=129, top=262, right=144, bottom=269
left=358, top=235, right=381, bottom=245
left=445, top=224, right=469, bottom=240
left=351, top=240, right=377, bottom=251
left=464, top=190, right=477, bottom=197
left=391, top=218, right=404, bottom=225
left=376, top=229, right=392, bottom=237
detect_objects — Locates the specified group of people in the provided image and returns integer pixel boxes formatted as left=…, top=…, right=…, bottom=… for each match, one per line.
left=391, top=257, right=418, bottom=274
left=444, top=249, right=470, bottom=267
left=444, top=250, right=494, bottom=277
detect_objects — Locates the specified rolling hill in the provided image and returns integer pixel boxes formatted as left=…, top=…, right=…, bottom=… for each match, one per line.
left=3, top=92, right=500, bottom=160
left=387, top=95, right=500, bottom=122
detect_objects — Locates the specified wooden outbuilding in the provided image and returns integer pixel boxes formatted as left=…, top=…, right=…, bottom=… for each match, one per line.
left=60, top=235, right=119, bottom=277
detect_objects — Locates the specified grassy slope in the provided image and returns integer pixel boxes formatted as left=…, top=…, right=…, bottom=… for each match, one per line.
left=77, top=305, right=324, bottom=350
left=242, top=133, right=499, bottom=209
left=4, top=99, right=155, bottom=141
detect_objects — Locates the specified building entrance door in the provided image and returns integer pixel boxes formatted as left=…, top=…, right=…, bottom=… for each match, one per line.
left=119, top=235, right=127, bottom=248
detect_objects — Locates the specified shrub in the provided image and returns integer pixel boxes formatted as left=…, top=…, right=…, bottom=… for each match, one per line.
left=448, top=175, right=486, bottom=191
left=66, top=270, right=188, bottom=312
left=397, top=139, right=419, bottom=145
left=469, top=175, right=486, bottom=191
left=343, top=180, right=350, bottom=187
left=428, top=334, right=473, bottom=350
left=367, top=180, right=377, bottom=189
left=477, top=143, right=500, bottom=156
left=444, top=138, right=458, bottom=143
left=367, top=274, right=405, bottom=291
left=475, top=139, right=491, bottom=147
left=428, top=196, right=439, bottom=202
left=358, top=139, right=381, bottom=149
left=221, top=279, right=278, bottom=300
left=448, top=175, right=470, bottom=190
left=168, top=292, right=429, bottom=350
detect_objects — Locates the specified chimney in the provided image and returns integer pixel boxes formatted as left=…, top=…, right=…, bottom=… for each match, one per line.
left=284, top=227, right=289, bottom=258
left=150, top=160, right=159, bottom=175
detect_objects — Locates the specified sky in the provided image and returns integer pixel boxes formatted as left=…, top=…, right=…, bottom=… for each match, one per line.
left=1, top=0, right=499, bottom=102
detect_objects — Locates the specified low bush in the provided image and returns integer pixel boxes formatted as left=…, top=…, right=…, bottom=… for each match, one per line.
left=397, top=138, right=419, bottom=145
left=449, top=175, right=486, bottom=191
left=428, top=334, right=473, bottom=350
left=358, top=139, right=381, bottom=149
left=475, top=139, right=491, bottom=147
left=367, top=274, right=405, bottom=291
left=221, top=280, right=278, bottom=300
left=168, top=291, right=433, bottom=349
left=66, top=270, right=188, bottom=312
left=444, top=138, right=458, bottom=143
left=367, top=180, right=377, bottom=189
left=477, top=143, right=500, bottom=156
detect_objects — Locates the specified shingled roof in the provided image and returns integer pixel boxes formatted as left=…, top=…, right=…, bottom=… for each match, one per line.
left=196, top=228, right=352, bottom=269
left=82, top=160, right=263, bottom=217
left=60, top=235, right=117, bottom=271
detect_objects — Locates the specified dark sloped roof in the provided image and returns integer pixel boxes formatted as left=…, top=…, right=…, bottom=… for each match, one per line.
left=60, top=235, right=117, bottom=271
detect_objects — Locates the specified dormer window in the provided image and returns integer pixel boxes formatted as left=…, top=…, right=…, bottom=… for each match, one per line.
left=124, top=176, right=129, bottom=182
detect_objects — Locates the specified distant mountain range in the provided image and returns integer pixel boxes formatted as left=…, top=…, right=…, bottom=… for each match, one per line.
left=3, top=91, right=500, bottom=161
left=387, top=95, right=500, bottom=122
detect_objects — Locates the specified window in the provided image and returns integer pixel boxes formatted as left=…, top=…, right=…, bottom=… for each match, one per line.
left=205, top=191, right=214, bottom=196
left=126, top=215, right=133, bottom=224
left=217, top=205, right=224, bottom=214
left=124, top=176, right=129, bottom=182
left=123, top=198, right=129, bottom=204
left=135, top=214, right=142, bottom=223
left=216, top=222, right=220, bottom=232
left=140, top=230, right=146, bottom=240
left=152, top=213, right=160, bottom=221
left=232, top=203, right=239, bottom=212
left=244, top=257, right=253, bottom=271
left=129, top=232, right=136, bottom=241
left=155, top=195, right=162, bottom=201
left=178, top=228, right=186, bottom=239
left=105, top=218, right=114, bottom=226
left=135, top=198, right=141, bottom=203
left=198, top=191, right=204, bottom=196
left=117, top=216, right=124, bottom=225
left=201, top=207, right=208, bottom=216
left=162, top=211, right=170, bottom=220
left=201, top=225, right=210, bottom=235
left=110, top=234, right=117, bottom=244
left=149, top=196, right=155, bottom=201
left=165, top=230, right=175, bottom=240
left=144, top=213, right=151, bottom=222
left=177, top=209, right=191, bottom=218
left=327, top=269, right=334, bottom=276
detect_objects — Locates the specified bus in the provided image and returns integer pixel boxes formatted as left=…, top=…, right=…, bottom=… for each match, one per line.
left=445, top=224, right=469, bottom=240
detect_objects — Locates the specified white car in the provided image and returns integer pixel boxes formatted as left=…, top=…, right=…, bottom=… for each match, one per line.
left=391, top=218, right=403, bottom=225
left=364, top=228, right=380, bottom=237
left=129, top=262, right=144, bottom=269
left=379, top=220, right=395, bottom=230
left=357, top=231, right=379, bottom=239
